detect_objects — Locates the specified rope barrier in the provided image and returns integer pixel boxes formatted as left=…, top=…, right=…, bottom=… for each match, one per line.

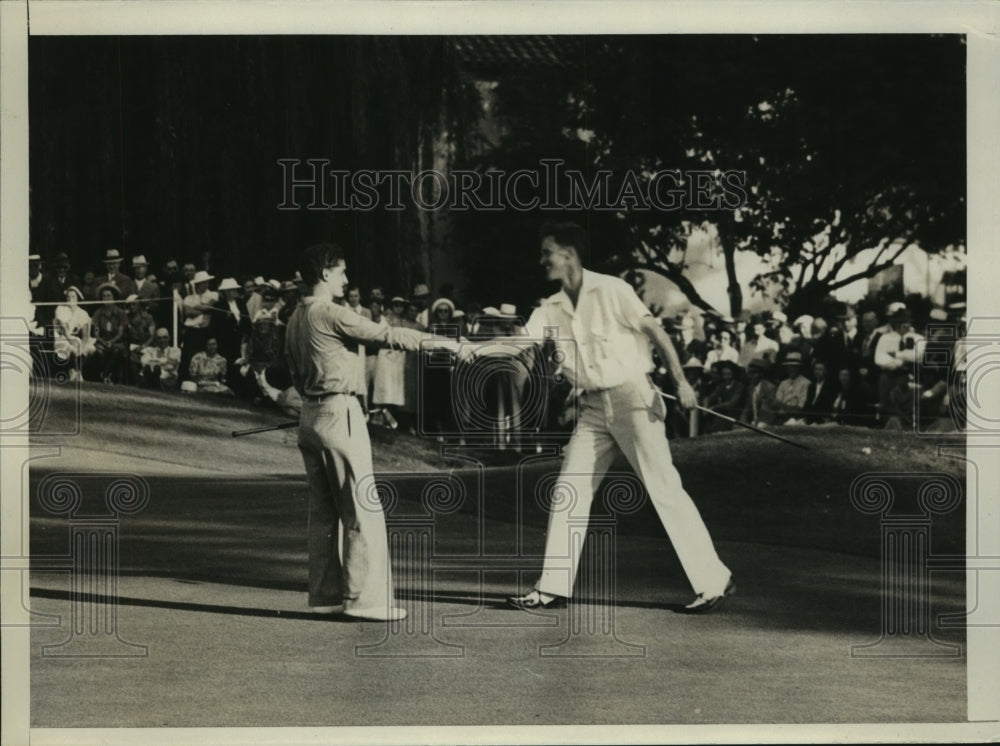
left=31, top=294, right=178, bottom=306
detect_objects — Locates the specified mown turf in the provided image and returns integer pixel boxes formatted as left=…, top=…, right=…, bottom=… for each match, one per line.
left=31, top=383, right=965, bottom=562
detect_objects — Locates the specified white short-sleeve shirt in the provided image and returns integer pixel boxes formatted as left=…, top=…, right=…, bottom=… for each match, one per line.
left=524, top=269, right=654, bottom=391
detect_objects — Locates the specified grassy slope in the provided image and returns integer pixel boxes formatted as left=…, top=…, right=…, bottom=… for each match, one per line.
left=30, top=383, right=966, bottom=558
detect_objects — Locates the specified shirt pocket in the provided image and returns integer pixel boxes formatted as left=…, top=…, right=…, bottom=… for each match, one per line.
left=589, top=320, right=613, bottom=360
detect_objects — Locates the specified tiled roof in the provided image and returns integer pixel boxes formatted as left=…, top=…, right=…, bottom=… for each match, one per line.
left=451, top=35, right=586, bottom=72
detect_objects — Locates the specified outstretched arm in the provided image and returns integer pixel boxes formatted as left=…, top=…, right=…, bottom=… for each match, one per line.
left=639, top=317, right=697, bottom=408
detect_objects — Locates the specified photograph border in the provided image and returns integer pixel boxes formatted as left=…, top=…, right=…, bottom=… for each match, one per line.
left=3, top=1, right=999, bottom=744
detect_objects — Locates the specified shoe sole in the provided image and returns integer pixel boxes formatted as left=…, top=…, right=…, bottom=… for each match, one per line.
left=343, top=608, right=407, bottom=621
left=309, top=605, right=344, bottom=615
left=506, top=597, right=568, bottom=611
left=683, top=579, right=736, bottom=615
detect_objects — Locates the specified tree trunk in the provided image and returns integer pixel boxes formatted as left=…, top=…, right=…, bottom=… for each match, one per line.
left=723, top=244, right=743, bottom=318
left=634, top=263, right=720, bottom=315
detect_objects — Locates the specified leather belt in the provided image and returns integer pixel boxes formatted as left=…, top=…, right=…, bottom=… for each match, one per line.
left=304, top=391, right=355, bottom=402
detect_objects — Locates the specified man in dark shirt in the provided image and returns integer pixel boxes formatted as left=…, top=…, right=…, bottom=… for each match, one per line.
left=39, top=252, right=80, bottom=329
left=803, top=360, right=839, bottom=424
left=285, top=242, right=467, bottom=621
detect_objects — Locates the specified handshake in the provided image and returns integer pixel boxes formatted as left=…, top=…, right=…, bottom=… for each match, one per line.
left=427, top=336, right=475, bottom=364
left=426, top=336, right=534, bottom=364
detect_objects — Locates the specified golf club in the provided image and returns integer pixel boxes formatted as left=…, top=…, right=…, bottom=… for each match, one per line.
left=657, top=390, right=810, bottom=450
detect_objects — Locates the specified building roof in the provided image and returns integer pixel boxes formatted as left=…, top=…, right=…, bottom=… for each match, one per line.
left=450, top=35, right=584, bottom=73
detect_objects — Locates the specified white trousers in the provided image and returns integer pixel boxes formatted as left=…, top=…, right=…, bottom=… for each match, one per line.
left=298, top=395, right=394, bottom=610
left=536, top=378, right=731, bottom=598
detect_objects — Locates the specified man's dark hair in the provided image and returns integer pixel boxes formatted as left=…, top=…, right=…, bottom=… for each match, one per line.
left=299, top=242, right=345, bottom=287
left=539, top=221, right=590, bottom=264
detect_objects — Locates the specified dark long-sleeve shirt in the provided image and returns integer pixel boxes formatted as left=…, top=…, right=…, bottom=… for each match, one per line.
left=285, top=296, right=429, bottom=397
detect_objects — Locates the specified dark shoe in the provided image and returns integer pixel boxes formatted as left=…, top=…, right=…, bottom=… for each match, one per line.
left=506, top=589, right=567, bottom=610
left=683, top=576, right=736, bottom=614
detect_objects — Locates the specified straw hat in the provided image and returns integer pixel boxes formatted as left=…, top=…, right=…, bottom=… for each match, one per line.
left=484, top=303, right=518, bottom=318
left=95, top=282, right=122, bottom=299
left=431, top=298, right=456, bottom=314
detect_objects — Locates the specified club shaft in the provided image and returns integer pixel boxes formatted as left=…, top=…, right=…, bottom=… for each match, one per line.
left=231, top=421, right=299, bottom=438
left=658, top=391, right=810, bottom=450
left=231, top=408, right=397, bottom=438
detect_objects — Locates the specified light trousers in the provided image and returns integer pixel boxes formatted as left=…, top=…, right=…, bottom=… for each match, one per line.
left=536, top=378, right=731, bottom=599
left=297, top=395, right=394, bottom=610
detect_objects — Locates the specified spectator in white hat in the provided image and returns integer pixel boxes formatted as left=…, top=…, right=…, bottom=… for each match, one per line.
left=52, top=285, right=95, bottom=379
left=770, top=310, right=795, bottom=346
left=425, top=298, right=461, bottom=438
left=873, top=306, right=916, bottom=424
left=125, top=293, right=156, bottom=362
left=209, top=277, right=250, bottom=374
left=244, top=276, right=266, bottom=319
left=180, top=270, right=218, bottom=381
left=479, top=303, right=521, bottom=338
left=738, top=318, right=779, bottom=368
left=124, top=294, right=156, bottom=382
left=411, top=283, right=432, bottom=330
left=100, top=248, right=137, bottom=300
left=131, top=254, right=160, bottom=313
left=788, top=314, right=817, bottom=361
left=88, top=283, right=128, bottom=383
left=251, top=280, right=282, bottom=323
left=670, top=356, right=707, bottom=437
left=278, top=280, right=302, bottom=326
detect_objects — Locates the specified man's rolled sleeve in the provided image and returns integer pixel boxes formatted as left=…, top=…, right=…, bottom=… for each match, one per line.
left=614, top=279, right=654, bottom=332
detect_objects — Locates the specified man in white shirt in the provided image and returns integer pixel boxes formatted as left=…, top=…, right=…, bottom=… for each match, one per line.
left=873, top=306, right=914, bottom=421
left=140, top=328, right=182, bottom=389
left=180, top=270, right=218, bottom=381
left=501, top=222, right=733, bottom=614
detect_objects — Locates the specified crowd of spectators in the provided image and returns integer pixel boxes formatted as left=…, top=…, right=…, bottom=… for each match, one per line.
left=658, top=299, right=966, bottom=436
left=26, top=248, right=967, bottom=443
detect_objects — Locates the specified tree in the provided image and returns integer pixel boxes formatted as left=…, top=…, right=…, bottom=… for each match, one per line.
left=564, top=35, right=966, bottom=318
